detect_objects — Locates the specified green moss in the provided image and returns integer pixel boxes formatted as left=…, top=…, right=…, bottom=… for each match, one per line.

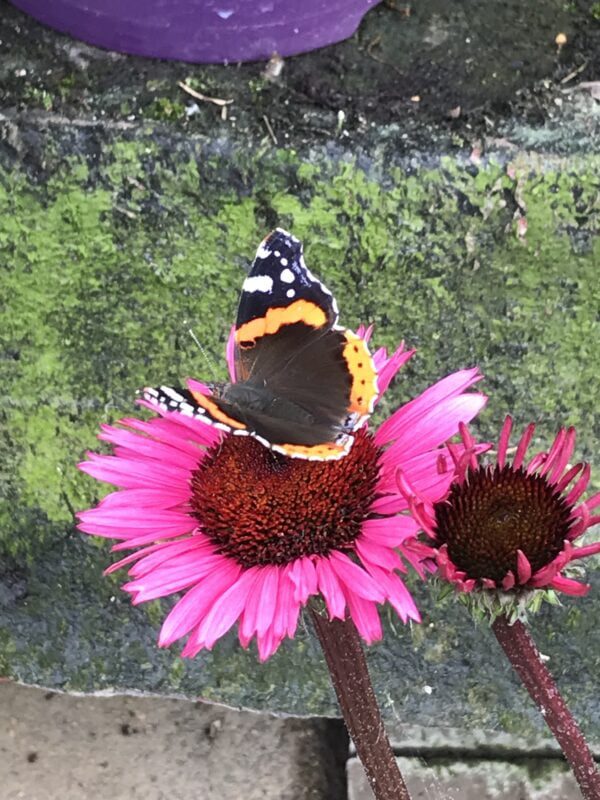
left=144, top=601, right=165, bottom=628
left=144, top=98, right=187, bottom=121
left=495, top=709, right=525, bottom=735
left=22, top=85, right=54, bottom=111
left=0, top=629, right=16, bottom=675
left=169, top=658, right=185, bottom=689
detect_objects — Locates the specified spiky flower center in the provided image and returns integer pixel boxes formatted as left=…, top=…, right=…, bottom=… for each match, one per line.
left=433, top=464, right=573, bottom=583
left=190, top=429, right=381, bottom=568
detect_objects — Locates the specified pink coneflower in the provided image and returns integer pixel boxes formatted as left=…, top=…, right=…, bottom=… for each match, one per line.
left=400, top=417, right=600, bottom=800
left=78, top=332, right=486, bottom=662
left=401, top=415, right=600, bottom=599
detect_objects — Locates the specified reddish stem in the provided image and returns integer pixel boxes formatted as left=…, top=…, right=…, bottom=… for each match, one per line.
left=309, top=604, right=411, bottom=800
left=492, top=615, right=600, bottom=800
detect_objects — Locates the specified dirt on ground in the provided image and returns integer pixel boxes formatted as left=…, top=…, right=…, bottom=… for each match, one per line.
left=1, top=0, right=599, bottom=151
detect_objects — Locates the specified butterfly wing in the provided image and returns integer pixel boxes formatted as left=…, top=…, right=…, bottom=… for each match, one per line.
left=234, top=228, right=338, bottom=381
left=143, top=381, right=352, bottom=460
left=142, top=384, right=250, bottom=433
left=231, top=230, right=378, bottom=456
left=143, top=229, right=378, bottom=461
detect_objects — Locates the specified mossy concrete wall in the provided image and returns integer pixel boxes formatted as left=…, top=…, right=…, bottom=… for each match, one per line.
left=1, top=0, right=599, bottom=748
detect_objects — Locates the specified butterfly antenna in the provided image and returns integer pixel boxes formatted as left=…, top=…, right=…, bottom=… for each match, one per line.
left=186, top=324, right=219, bottom=384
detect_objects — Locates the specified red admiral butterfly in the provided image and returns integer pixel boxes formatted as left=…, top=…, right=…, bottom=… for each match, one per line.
left=144, top=229, right=378, bottom=461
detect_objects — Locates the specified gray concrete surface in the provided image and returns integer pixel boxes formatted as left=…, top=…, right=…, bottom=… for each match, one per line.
left=347, top=756, right=583, bottom=800
left=0, top=682, right=347, bottom=800
left=3, top=680, right=593, bottom=800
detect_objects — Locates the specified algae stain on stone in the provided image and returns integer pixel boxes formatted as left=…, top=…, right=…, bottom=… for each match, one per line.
left=2, top=169, right=118, bottom=534
left=2, top=146, right=264, bottom=534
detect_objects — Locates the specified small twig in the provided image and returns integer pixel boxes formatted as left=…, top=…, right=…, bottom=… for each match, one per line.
left=262, top=115, right=278, bottom=145
left=367, top=34, right=382, bottom=56
left=177, top=81, right=233, bottom=107
left=114, top=205, right=137, bottom=220
left=364, top=35, right=405, bottom=77
left=385, top=0, right=412, bottom=16
left=126, top=175, right=146, bottom=191
left=560, top=61, right=588, bottom=85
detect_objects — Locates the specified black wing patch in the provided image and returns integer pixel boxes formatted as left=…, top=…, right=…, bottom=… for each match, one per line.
left=236, top=228, right=338, bottom=331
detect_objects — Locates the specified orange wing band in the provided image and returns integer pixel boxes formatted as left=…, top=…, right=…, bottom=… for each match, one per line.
left=342, top=332, right=379, bottom=416
left=190, top=391, right=247, bottom=430
left=235, top=300, right=328, bottom=346
left=273, top=441, right=350, bottom=460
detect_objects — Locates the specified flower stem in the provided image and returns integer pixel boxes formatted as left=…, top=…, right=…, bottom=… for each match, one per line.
left=492, top=615, right=600, bottom=800
left=309, top=604, right=411, bottom=800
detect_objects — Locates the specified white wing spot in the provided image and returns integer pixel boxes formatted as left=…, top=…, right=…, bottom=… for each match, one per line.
left=280, top=268, right=295, bottom=283
left=255, top=243, right=272, bottom=260
left=280, top=257, right=288, bottom=266
left=161, top=386, right=184, bottom=401
left=274, top=250, right=281, bottom=257
left=243, top=275, right=274, bottom=293
left=286, top=288, right=295, bottom=298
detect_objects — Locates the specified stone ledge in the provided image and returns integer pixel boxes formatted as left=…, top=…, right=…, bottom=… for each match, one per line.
left=1, top=681, right=348, bottom=800
left=1, top=113, right=599, bottom=730
left=347, top=755, right=587, bottom=800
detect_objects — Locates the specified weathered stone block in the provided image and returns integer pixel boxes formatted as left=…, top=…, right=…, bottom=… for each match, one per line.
left=1, top=682, right=347, bottom=800
left=347, top=755, right=584, bottom=800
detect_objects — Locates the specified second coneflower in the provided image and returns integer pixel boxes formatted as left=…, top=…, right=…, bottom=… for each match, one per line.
left=401, top=415, right=600, bottom=607
left=400, top=416, right=600, bottom=800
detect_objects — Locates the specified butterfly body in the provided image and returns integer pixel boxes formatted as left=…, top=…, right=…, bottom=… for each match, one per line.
left=144, top=229, right=378, bottom=461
